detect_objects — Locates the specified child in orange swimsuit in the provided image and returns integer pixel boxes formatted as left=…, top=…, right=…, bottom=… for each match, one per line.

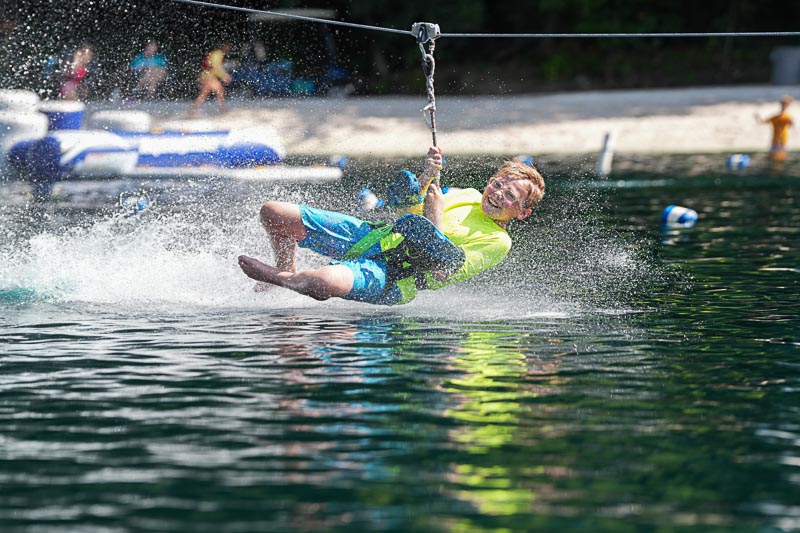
left=757, top=95, right=794, bottom=161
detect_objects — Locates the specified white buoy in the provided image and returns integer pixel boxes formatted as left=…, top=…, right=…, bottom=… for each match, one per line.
left=119, top=190, right=153, bottom=216
left=513, top=154, right=535, bottom=166
left=87, top=110, right=153, bottom=133
left=661, top=205, right=698, bottom=228
left=358, top=188, right=383, bottom=211
left=597, top=131, right=616, bottom=177
left=726, top=153, right=750, bottom=171
left=328, top=154, right=349, bottom=169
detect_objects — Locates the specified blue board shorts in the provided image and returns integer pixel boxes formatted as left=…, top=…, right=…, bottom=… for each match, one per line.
left=298, top=205, right=402, bottom=305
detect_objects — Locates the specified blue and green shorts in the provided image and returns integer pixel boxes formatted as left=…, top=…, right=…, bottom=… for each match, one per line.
left=298, top=205, right=402, bottom=305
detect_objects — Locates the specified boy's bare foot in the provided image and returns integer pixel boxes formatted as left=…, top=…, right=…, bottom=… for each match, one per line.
left=238, top=255, right=273, bottom=283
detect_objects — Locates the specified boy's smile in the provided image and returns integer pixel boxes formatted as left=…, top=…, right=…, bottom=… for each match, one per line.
left=481, top=177, right=532, bottom=225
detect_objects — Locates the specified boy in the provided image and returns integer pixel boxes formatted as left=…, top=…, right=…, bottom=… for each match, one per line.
left=238, top=147, right=545, bottom=305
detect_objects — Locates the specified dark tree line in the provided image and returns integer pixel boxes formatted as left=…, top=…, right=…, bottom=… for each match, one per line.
left=1, top=0, right=798, bottom=98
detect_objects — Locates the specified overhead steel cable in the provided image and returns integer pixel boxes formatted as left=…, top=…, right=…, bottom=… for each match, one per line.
left=171, top=0, right=800, bottom=197
left=171, top=0, right=412, bottom=36
left=440, top=31, right=800, bottom=38
left=171, top=1, right=800, bottom=40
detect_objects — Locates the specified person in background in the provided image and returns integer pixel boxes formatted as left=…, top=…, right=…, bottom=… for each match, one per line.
left=191, top=43, right=232, bottom=115
left=756, top=94, right=794, bottom=161
left=60, top=42, right=94, bottom=101
left=237, top=146, right=545, bottom=306
left=130, top=40, right=168, bottom=99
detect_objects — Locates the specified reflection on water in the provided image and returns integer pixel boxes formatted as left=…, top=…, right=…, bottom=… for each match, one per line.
left=1, top=157, right=799, bottom=531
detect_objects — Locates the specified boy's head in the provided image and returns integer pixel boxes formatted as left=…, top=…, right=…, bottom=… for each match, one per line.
left=780, top=94, right=793, bottom=111
left=481, top=160, right=545, bottom=226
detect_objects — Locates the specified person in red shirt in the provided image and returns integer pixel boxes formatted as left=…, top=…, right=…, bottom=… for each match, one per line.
left=60, top=43, right=94, bottom=101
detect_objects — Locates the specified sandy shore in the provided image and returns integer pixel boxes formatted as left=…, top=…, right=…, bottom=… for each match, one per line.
left=97, top=84, right=798, bottom=158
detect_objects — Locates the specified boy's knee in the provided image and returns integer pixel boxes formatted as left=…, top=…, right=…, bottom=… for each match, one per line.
left=260, top=201, right=283, bottom=227
left=259, top=201, right=305, bottom=241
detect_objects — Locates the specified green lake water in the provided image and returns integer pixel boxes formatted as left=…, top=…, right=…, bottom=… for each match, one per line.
left=1, top=155, right=798, bottom=532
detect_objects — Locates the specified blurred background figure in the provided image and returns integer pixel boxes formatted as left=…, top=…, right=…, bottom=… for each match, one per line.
left=59, top=42, right=94, bottom=100
left=191, top=43, right=232, bottom=115
left=129, top=40, right=168, bottom=99
left=756, top=94, right=794, bottom=161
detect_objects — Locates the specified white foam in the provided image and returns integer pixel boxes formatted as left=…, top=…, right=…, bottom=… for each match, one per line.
left=1, top=211, right=275, bottom=309
left=0, top=212, right=578, bottom=317
left=0, top=191, right=658, bottom=319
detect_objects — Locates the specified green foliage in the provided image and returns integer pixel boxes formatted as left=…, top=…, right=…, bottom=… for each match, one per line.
left=1, top=0, right=798, bottom=97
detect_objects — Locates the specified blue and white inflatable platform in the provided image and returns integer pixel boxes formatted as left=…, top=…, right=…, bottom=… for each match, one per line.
left=1, top=98, right=342, bottom=184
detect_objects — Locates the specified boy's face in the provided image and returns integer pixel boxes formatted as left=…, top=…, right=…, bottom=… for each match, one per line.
left=481, top=176, right=532, bottom=224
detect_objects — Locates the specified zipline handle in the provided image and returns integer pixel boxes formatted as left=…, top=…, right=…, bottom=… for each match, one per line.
left=412, top=22, right=441, bottom=43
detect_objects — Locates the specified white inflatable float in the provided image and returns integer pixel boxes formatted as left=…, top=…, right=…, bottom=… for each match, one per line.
left=0, top=111, right=49, bottom=174
left=86, top=110, right=152, bottom=133
left=0, top=89, right=41, bottom=113
left=4, top=106, right=342, bottom=183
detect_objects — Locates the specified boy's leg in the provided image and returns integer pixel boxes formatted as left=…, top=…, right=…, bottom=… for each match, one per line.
left=260, top=201, right=306, bottom=272
left=238, top=256, right=354, bottom=301
left=246, top=202, right=382, bottom=299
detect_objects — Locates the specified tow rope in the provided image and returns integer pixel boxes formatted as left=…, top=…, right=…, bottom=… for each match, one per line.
left=413, top=22, right=441, bottom=187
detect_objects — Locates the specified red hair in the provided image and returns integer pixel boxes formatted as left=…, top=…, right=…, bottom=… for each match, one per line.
left=491, top=160, right=545, bottom=208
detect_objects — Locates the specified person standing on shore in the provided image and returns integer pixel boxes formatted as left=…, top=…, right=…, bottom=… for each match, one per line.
left=130, top=40, right=168, bottom=99
left=756, top=95, right=794, bottom=161
left=191, top=43, right=232, bottom=115
left=60, top=42, right=94, bottom=101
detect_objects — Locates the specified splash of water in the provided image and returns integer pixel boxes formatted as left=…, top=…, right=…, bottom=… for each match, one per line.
left=0, top=167, right=667, bottom=318
left=2, top=207, right=262, bottom=309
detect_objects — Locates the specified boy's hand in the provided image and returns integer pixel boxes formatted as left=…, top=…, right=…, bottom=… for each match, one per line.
left=423, top=146, right=443, bottom=178
left=423, top=182, right=444, bottom=230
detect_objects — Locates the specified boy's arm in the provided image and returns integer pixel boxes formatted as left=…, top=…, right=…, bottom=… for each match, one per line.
left=422, top=146, right=445, bottom=231
left=396, top=147, right=443, bottom=218
left=423, top=183, right=444, bottom=231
